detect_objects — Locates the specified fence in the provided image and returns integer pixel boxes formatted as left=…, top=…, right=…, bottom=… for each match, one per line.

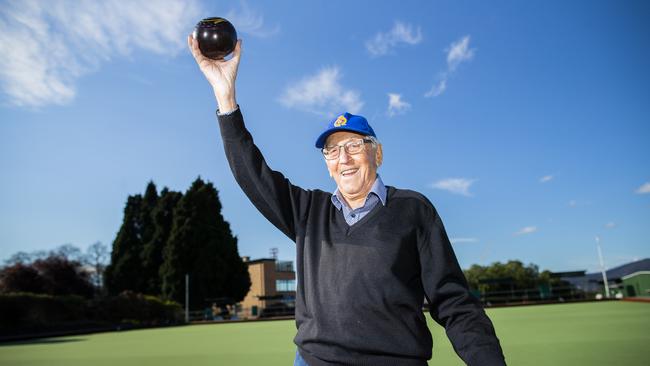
left=477, top=285, right=592, bottom=306
left=189, top=304, right=295, bottom=322
left=188, top=285, right=600, bottom=322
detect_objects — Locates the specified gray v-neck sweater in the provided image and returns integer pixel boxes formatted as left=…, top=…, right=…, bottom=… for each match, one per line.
left=218, top=109, right=505, bottom=366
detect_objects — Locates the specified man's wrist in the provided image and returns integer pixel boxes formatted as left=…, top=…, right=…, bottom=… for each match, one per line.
left=217, top=100, right=237, bottom=114
left=217, top=105, right=240, bottom=116
left=214, top=91, right=237, bottom=114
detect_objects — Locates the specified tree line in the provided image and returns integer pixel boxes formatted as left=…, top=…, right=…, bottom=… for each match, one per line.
left=104, top=178, right=250, bottom=309
left=0, top=178, right=251, bottom=311
left=464, top=260, right=568, bottom=294
left=0, top=243, right=106, bottom=298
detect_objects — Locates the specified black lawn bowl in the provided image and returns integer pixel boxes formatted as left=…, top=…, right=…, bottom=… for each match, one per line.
left=193, top=17, right=237, bottom=60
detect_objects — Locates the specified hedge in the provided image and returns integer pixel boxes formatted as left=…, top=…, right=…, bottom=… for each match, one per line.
left=0, top=291, right=183, bottom=337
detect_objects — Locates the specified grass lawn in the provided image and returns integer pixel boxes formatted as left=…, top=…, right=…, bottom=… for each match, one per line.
left=0, top=301, right=647, bottom=365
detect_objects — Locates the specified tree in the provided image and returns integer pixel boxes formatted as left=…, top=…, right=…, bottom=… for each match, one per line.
left=52, top=244, right=84, bottom=262
left=0, top=263, right=46, bottom=294
left=85, top=241, right=109, bottom=293
left=3, top=252, right=32, bottom=266
left=464, top=260, right=540, bottom=293
left=141, top=187, right=182, bottom=295
left=160, top=177, right=250, bottom=309
left=105, top=182, right=171, bottom=296
left=4, top=250, right=48, bottom=266
left=135, top=181, right=160, bottom=295
left=464, top=264, right=488, bottom=292
left=33, top=256, right=94, bottom=298
left=0, top=255, right=94, bottom=298
left=104, top=194, right=145, bottom=295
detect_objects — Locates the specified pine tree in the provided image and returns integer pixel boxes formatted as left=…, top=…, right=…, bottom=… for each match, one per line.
left=138, top=181, right=161, bottom=295
left=140, top=181, right=159, bottom=248
left=104, top=194, right=145, bottom=295
left=160, top=177, right=250, bottom=309
left=141, top=187, right=182, bottom=295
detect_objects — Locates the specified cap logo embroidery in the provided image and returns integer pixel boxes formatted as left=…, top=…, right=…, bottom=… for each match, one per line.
left=334, top=115, right=347, bottom=127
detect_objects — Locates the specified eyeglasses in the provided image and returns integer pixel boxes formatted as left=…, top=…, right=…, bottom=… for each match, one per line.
left=322, top=138, right=373, bottom=160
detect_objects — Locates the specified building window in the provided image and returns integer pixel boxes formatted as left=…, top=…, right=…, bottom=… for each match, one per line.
left=276, top=260, right=294, bottom=272
left=276, top=279, right=296, bottom=292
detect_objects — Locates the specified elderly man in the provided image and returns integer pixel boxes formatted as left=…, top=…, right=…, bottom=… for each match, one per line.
left=189, top=37, right=506, bottom=366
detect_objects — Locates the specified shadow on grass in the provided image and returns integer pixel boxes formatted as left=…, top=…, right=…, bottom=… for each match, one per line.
left=0, top=337, right=86, bottom=347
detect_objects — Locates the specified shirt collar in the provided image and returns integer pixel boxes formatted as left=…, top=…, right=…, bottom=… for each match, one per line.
left=331, top=175, right=387, bottom=210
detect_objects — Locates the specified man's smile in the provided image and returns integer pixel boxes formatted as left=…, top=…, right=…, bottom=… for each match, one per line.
left=340, top=168, right=359, bottom=177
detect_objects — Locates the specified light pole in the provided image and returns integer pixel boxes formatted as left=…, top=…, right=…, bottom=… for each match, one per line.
left=185, top=273, right=189, bottom=322
left=595, top=236, right=610, bottom=298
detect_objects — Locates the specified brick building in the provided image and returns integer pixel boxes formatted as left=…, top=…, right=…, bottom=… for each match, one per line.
left=240, top=257, right=296, bottom=318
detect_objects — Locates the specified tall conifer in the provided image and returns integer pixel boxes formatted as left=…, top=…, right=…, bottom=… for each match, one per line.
left=141, top=187, right=182, bottom=295
left=104, top=194, right=144, bottom=295
left=160, top=177, right=250, bottom=309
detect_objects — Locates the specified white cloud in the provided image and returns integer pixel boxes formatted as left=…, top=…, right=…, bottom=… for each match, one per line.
left=514, top=226, right=537, bottom=236
left=226, top=1, right=279, bottom=38
left=446, top=35, right=475, bottom=71
left=365, top=21, right=422, bottom=56
left=387, top=93, right=411, bottom=116
left=635, top=182, right=650, bottom=194
left=279, top=66, right=363, bottom=116
left=450, top=237, right=478, bottom=244
left=431, top=178, right=475, bottom=196
left=0, top=0, right=201, bottom=107
left=540, top=175, right=554, bottom=183
left=605, top=222, right=616, bottom=229
left=425, top=35, right=475, bottom=98
left=424, top=79, right=446, bottom=98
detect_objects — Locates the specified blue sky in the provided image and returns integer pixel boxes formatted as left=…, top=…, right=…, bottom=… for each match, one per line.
left=1, top=0, right=648, bottom=273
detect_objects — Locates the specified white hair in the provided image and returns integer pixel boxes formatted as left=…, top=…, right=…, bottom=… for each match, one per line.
left=366, top=135, right=380, bottom=147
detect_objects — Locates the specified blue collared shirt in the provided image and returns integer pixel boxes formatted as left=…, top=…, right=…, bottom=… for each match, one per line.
left=331, top=175, right=387, bottom=226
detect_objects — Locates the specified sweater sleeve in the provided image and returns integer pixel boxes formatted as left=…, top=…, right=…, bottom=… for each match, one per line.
left=217, top=108, right=311, bottom=241
left=418, top=209, right=506, bottom=366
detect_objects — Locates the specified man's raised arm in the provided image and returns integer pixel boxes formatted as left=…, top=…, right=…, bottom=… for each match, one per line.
left=187, top=35, right=240, bottom=114
left=187, top=36, right=311, bottom=241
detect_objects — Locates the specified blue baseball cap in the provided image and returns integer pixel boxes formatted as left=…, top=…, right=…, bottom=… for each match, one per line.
left=315, top=112, right=376, bottom=149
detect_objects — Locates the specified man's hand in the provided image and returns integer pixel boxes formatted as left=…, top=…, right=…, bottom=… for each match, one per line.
left=188, top=35, right=242, bottom=114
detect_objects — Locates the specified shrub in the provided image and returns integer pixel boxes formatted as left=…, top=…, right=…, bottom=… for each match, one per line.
left=90, top=291, right=183, bottom=325
left=0, top=292, right=87, bottom=334
left=0, top=291, right=183, bottom=337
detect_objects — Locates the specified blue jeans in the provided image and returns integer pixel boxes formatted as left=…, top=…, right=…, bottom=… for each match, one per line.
left=294, top=349, right=309, bottom=366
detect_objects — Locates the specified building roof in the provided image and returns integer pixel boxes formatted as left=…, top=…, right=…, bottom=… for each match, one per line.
left=621, top=271, right=650, bottom=281
left=588, top=258, right=650, bottom=281
left=244, top=258, right=276, bottom=265
left=564, top=258, right=650, bottom=285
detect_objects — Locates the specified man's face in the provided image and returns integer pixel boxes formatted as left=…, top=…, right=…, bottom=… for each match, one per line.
left=324, top=131, right=383, bottom=200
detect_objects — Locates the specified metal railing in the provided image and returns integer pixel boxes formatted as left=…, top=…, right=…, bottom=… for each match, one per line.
left=475, top=286, right=592, bottom=306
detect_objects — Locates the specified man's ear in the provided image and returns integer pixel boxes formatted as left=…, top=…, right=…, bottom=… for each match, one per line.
left=375, top=144, right=383, bottom=167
